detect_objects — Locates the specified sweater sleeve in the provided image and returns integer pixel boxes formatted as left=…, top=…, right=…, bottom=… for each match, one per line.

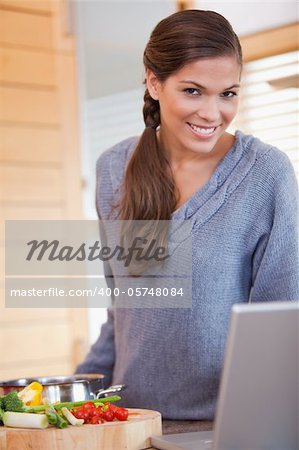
left=250, top=153, right=299, bottom=302
left=75, top=152, right=116, bottom=387
left=75, top=308, right=115, bottom=387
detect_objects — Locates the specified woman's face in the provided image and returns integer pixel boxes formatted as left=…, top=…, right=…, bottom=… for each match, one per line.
left=147, top=56, right=241, bottom=159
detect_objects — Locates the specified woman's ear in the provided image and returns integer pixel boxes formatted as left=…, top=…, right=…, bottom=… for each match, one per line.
left=146, top=69, right=160, bottom=101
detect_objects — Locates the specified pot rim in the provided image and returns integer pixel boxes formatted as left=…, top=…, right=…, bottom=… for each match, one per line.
left=0, top=373, right=105, bottom=388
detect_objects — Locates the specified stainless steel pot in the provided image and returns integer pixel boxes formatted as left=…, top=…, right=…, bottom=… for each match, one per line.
left=0, top=374, right=125, bottom=403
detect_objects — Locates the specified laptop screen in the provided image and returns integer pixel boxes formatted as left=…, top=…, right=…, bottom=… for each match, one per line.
left=214, top=301, right=298, bottom=450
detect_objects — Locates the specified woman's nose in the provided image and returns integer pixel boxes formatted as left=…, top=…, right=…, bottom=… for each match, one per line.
left=197, top=98, right=220, bottom=123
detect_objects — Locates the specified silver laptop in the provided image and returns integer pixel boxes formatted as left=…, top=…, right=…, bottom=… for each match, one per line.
left=151, top=301, right=298, bottom=450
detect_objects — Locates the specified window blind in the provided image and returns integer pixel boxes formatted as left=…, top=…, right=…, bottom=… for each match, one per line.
left=83, top=88, right=144, bottom=218
left=230, top=50, right=298, bottom=176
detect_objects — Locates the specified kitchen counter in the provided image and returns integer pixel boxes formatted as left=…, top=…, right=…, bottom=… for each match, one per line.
left=162, top=419, right=213, bottom=435
left=148, top=419, right=214, bottom=449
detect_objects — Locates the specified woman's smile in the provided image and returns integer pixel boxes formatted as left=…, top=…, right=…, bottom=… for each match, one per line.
left=186, top=122, right=219, bottom=139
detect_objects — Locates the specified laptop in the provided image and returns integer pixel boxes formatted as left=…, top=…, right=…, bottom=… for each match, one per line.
left=151, top=301, right=298, bottom=450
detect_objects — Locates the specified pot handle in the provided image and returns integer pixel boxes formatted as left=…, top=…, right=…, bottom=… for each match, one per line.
left=95, top=384, right=126, bottom=399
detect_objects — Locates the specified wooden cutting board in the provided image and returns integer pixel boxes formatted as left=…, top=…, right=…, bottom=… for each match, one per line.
left=0, top=408, right=162, bottom=450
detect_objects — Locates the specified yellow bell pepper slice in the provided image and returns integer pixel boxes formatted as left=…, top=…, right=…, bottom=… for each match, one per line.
left=17, top=381, right=43, bottom=406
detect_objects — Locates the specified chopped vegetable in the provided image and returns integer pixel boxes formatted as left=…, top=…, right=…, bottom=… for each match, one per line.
left=1, top=391, right=25, bottom=412
left=41, top=395, right=121, bottom=412
left=17, top=382, right=43, bottom=406
left=71, top=401, right=129, bottom=425
left=2, top=411, right=48, bottom=429
left=0, top=406, right=4, bottom=425
left=102, top=409, right=114, bottom=422
left=61, top=407, right=84, bottom=426
left=43, top=399, right=68, bottom=429
left=0, top=391, right=120, bottom=414
left=0, top=390, right=124, bottom=429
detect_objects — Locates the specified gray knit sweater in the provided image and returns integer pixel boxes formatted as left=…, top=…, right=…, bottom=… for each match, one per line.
left=76, top=130, right=298, bottom=420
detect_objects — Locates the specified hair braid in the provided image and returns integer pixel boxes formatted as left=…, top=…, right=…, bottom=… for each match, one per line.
left=143, top=89, right=160, bottom=129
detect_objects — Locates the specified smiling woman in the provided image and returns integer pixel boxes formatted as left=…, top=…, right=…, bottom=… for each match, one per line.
left=76, top=10, right=298, bottom=421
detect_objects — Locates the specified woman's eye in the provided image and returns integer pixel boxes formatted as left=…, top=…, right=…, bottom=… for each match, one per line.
left=184, top=88, right=200, bottom=96
left=221, top=91, right=237, bottom=98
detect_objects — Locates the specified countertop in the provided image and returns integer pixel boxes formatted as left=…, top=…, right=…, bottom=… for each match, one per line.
left=162, top=419, right=213, bottom=435
left=148, top=419, right=214, bottom=449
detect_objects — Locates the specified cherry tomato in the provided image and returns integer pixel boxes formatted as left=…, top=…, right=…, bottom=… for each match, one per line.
left=82, top=411, right=90, bottom=420
left=83, top=402, right=96, bottom=412
left=90, top=416, right=100, bottom=425
left=109, top=404, right=119, bottom=413
left=102, top=409, right=114, bottom=422
left=74, top=409, right=85, bottom=420
left=114, top=408, right=129, bottom=421
left=92, top=408, right=103, bottom=418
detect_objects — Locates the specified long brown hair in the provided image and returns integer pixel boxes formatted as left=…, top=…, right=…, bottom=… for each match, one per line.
left=118, top=9, right=242, bottom=221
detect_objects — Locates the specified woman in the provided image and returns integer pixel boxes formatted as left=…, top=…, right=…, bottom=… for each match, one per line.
left=76, top=10, right=298, bottom=420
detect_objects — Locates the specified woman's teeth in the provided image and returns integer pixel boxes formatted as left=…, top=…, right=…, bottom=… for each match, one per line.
left=189, top=123, right=216, bottom=134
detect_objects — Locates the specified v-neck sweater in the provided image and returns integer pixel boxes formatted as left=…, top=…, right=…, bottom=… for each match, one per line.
left=76, top=130, right=298, bottom=420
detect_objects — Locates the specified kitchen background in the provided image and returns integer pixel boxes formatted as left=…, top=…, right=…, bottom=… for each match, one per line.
left=0, top=0, right=298, bottom=381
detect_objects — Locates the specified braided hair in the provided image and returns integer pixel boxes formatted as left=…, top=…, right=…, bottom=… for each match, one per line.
left=143, top=89, right=160, bottom=130
left=117, top=90, right=177, bottom=220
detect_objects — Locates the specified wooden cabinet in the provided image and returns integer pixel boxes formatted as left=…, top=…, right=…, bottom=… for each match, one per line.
left=0, top=0, right=88, bottom=380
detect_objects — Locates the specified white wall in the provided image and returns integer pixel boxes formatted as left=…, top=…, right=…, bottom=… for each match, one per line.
left=76, top=1, right=176, bottom=99
left=196, top=1, right=297, bottom=36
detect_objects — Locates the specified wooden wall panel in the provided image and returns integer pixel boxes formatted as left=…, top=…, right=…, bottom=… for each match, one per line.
left=0, top=1, right=53, bottom=14
left=241, top=22, right=299, bottom=62
left=0, top=0, right=88, bottom=381
left=0, top=207, right=65, bottom=251
left=0, top=248, right=3, bottom=285
left=0, top=87, right=60, bottom=124
left=1, top=205, right=65, bottom=219
left=1, top=166, right=63, bottom=202
left=0, top=47, right=56, bottom=86
left=56, top=53, right=82, bottom=217
left=0, top=361, right=73, bottom=381
left=0, top=126, right=62, bottom=163
left=0, top=322, right=72, bottom=364
left=0, top=293, right=69, bottom=323
left=0, top=9, right=53, bottom=49
left=51, top=0, right=75, bottom=53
